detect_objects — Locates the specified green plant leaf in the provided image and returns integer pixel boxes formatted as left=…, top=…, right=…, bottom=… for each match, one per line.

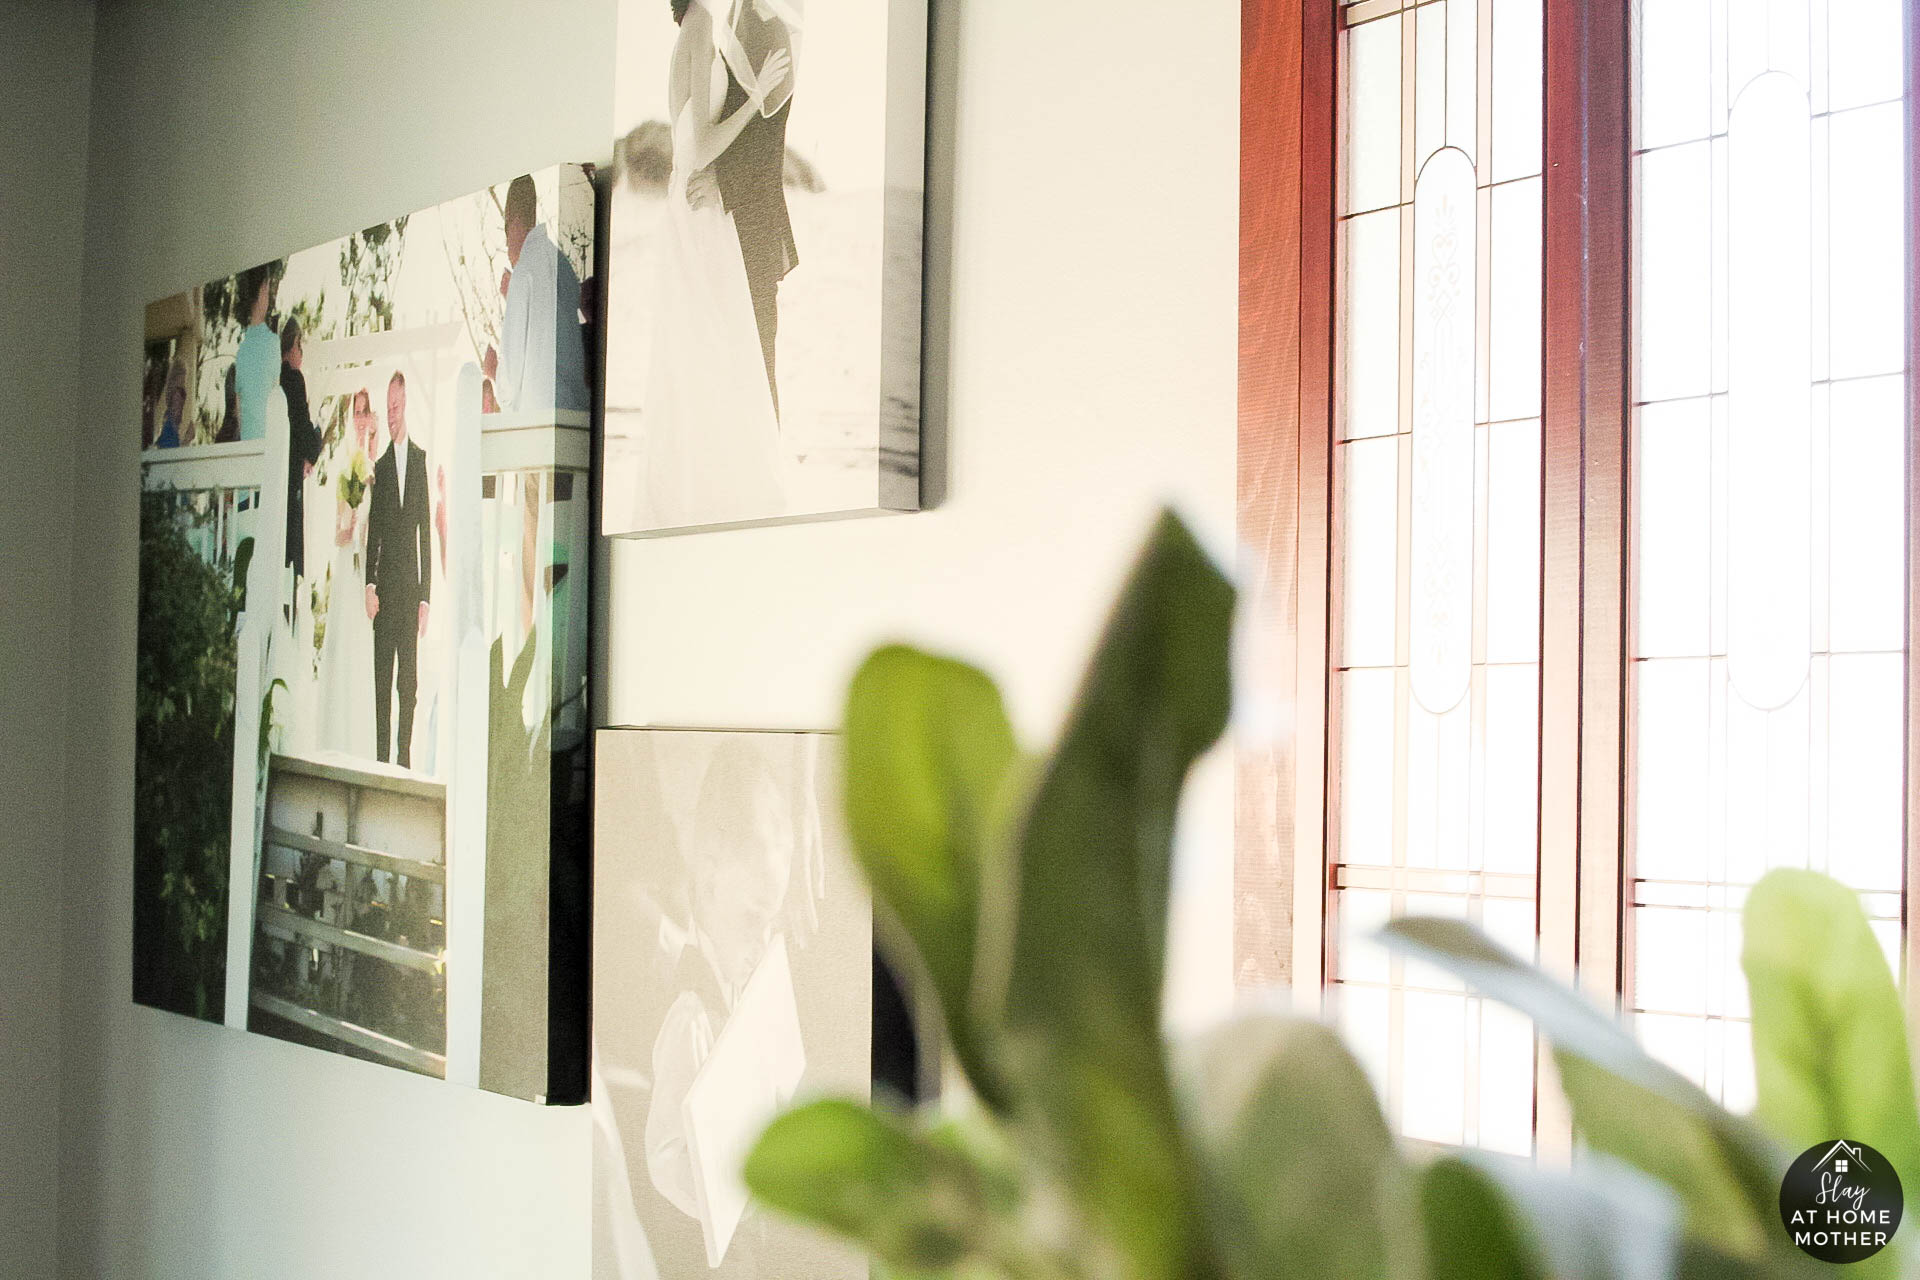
left=981, top=510, right=1235, bottom=1280
left=1742, top=870, right=1920, bottom=1188
left=1380, top=917, right=1787, bottom=1259
left=745, top=1099, right=990, bottom=1272
left=745, top=1100, right=1082, bottom=1280
left=1668, top=1241, right=1792, bottom=1280
left=1424, top=1152, right=1762, bottom=1280
left=1550, top=1054, right=1772, bottom=1259
left=1380, top=919, right=1652, bottom=1088
left=1419, top=1157, right=1544, bottom=1280
left=1180, top=1014, right=1395, bottom=1280
left=843, top=645, right=1022, bottom=1109
left=1455, top=1152, right=1683, bottom=1280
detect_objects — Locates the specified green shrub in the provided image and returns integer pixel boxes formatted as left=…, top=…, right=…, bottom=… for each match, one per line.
left=133, top=490, right=239, bottom=1022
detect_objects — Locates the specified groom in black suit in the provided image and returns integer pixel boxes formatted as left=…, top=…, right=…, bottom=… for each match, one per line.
left=708, top=0, right=798, bottom=415
left=365, top=371, right=432, bottom=769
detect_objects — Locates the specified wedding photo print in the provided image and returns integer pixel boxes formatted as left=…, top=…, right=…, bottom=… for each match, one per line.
left=603, top=0, right=927, bottom=536
left=591, top=729, right=920, bottom=1278
left=134, top=165, right=595, bottom=1103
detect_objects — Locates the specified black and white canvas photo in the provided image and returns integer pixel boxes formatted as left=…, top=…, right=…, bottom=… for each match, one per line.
left=592, top=728, right=919, bottom=1277
left=602, top=0, right=926, bottom=536
left=134, top=166, right=595, bottom=1103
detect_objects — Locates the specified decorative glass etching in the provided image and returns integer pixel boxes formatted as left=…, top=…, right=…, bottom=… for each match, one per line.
left=1410, top=148, right=1478, bottom=716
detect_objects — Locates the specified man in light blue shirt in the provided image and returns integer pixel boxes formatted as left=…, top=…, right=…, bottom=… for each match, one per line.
left=483, top=175, right=590, bottom=416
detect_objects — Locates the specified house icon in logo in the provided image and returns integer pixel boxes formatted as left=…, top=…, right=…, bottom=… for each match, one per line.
left=1814, top=1140, right=1873, bottom=1175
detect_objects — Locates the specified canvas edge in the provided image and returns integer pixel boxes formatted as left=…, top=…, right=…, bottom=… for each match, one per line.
left=539, top=160, right=600, bottom=1108
left=876, top=0, right=931, bottom=516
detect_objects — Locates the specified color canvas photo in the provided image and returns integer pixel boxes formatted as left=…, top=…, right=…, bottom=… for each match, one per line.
left=134, top=165, right=595, bottom=1103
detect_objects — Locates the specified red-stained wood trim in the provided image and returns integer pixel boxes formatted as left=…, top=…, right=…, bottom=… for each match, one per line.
left=1537, top=0, right=1582, bottom=1002
left=1534, top=0, right=1632, bottom=1163
left=1237, top=0, right=1305, bottom=994
left=1573, top=0, right=1632, bottom=1022
left=1537, top=0, right=1631, bottom=1019
left=1237, top=0, right=1339, bottom=997
left=1296, top=0, right=1338, bottom=998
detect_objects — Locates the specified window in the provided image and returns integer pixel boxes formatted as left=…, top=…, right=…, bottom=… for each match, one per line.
left=1627, top=0, right=1912, bottom=1112
left=1239, top=0, right=1916, bottom=1153
left=1328, top=0, right=1544, bottom=1155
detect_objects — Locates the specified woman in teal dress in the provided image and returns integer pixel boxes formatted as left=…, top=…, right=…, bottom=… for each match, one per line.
left=232, top=263, right=279, bottom=442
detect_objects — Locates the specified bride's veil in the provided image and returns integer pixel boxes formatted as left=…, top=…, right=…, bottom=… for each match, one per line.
left=694, top=0, right=804, bottom=118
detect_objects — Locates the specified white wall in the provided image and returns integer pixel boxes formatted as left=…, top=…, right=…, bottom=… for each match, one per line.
left=58, top=0, right=1237, bottom=1275
left=1, top=3, right=93, bottom=1274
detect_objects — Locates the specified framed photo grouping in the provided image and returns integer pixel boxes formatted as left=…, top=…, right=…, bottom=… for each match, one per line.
left=602, top=0, right=928, bottom=536
left=135, top=164, right=596, bottom=1104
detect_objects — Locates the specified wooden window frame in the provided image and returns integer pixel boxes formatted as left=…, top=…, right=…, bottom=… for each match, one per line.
left=1239, top=0, right=1920, bottom=1145
left=1238, top=0, right=1338, bottom=999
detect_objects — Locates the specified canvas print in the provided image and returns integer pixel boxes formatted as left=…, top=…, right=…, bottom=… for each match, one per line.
left=592, top=729, right=921, bottom=1277
left=603, top=0, right=926, bottom=536
left=134, top=165, right=596, bottom=1104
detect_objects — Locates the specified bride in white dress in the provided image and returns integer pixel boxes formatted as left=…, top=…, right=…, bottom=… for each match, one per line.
left=318, top=393, right=379, bottom=760
left=638, top=0, right=791, bottom=530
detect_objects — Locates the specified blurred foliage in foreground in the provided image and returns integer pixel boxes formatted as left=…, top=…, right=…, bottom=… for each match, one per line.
left=745, top=509, right=1920, bottom=1280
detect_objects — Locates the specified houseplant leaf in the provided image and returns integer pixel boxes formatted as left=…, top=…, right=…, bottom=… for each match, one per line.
left=979, top=510, right=1236, bottom=1280
left=1181, top=1013, right=1396, bottom=1280
left=1550, top=1054, right=1772, bottom=1259
left=1380, top=918, right=1659, bottom=1088
left=844, top=645, right=1022, bottom=1108
left=744, top=1099, right=1080, bottom=1280
left=1419, top=1156, right=1544, bottom=1280
left=1381, top=917, right=1788, bottom=1259
left=1741, top=870, right=1920, bottom=1191
left=744, top=1099, right=996, bottom=1273
left=1457, top=1151, right=1682, bottom=1280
